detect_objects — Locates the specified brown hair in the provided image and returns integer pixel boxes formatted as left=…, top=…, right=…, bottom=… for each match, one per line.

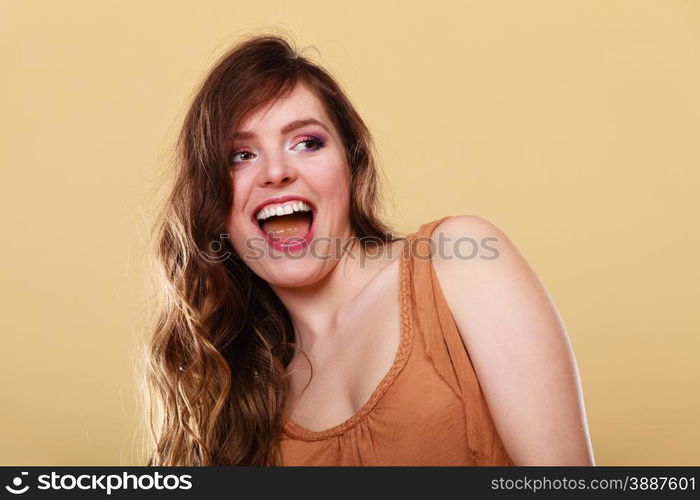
left=144, top=31, right=403, bottom=465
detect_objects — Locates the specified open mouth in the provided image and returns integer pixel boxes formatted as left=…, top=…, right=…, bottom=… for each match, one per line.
left=253, top=202, right=316, bottom=250
left=258, top=210, right=313, bottom=239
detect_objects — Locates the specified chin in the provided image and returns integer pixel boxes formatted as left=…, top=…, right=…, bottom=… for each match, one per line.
left=261, top=260, right=325, bottom=288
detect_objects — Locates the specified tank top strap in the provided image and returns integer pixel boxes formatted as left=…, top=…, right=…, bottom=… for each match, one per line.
left=402, top=216, right=461, bottom=397
left=402, top=216, right=515, bottom=465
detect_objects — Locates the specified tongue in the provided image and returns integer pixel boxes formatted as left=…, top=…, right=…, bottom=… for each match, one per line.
left=261, top=212, right=312, bottom=243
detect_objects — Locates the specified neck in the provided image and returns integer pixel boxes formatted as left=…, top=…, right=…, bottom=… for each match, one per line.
left=269, top=236, right=396, bottom=352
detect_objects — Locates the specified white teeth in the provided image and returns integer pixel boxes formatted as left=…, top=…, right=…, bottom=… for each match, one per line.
left=255, top=200, right=313, bottom=221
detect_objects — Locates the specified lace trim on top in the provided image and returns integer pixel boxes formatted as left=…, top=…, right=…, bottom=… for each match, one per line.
left=281, top=239, right=414, bottom=441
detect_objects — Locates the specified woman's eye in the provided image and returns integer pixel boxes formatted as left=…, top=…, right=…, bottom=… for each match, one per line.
left=229, top=136, right=324, bottom=166
left=229, top=150, right=255, bottom=165
left=293, top=136, right=325, bottom=152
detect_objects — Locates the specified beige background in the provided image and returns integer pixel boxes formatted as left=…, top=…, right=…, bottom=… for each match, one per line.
left=1, top=0, right=698, bottom=465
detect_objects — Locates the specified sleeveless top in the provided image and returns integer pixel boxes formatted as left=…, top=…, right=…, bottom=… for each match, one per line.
left=279, top=216, right=515, bottom=466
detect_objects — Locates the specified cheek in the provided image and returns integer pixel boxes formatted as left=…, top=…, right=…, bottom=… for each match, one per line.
left=226, top=197, right=252, bottom=257
left=229, top=173, right=252, bottom=221
left=312, top=157, right=351, bottom=197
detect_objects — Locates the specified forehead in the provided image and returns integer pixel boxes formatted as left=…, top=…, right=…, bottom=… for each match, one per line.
left=235, top=82, right=331, bottom=133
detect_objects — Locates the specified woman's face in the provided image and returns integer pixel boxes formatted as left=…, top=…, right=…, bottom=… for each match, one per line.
left=226, top=82, right=354, bottom=287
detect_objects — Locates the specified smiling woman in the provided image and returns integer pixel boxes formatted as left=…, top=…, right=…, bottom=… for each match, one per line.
left=144, top=33, right=595, bottom=466
left=226, top=84, right=351, bottom=264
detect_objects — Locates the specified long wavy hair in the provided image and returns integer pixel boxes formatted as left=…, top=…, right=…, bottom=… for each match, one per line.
left=143, top=32, right=404, bottom=466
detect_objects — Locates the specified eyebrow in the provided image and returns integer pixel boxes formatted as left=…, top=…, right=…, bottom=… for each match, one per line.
left=232, top=118, right=331, bottom=141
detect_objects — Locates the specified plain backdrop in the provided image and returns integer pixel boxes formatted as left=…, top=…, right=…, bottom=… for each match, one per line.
left=1, top=0, right=698, bottom=465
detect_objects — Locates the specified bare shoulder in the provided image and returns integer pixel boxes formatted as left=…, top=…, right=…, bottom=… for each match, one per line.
left=428, top=213, right=511, bottom=261
left=428, top=214, right=596, bottom=465
left=428, top=214, right=536, bottom=306
left=428, top=213, right=547, bottom=327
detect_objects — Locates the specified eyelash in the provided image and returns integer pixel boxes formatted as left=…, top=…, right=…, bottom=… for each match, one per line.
left=229, top=135, right=326, bottom=166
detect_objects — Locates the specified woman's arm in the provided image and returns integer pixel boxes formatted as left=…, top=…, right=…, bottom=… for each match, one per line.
left=430, top=215, right=595, bottom=465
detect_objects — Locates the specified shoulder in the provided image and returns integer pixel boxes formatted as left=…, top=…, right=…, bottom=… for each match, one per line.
left=427, top=214, right=514, bottom=272
left=426, top=213, right=540, bottom=346
left=425, top=215, right=595, bottom=465
left=427, top=213, right=552, bottom=352
left=430, top=213, right=494, bottom=236
left=428, top=214, right=505, bottom=247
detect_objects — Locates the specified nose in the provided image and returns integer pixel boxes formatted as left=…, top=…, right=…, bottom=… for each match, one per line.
left=256, top=153, right=297, bottom=187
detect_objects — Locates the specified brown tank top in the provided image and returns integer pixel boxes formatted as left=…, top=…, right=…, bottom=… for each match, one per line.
left=279, top=216, right=515, bottom=466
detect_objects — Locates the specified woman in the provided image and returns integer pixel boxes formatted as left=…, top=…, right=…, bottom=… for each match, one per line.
left=145, top=33, right=595, bottom=466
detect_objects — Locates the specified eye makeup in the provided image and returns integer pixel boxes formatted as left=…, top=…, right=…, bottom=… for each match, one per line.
left=229, top=132, right=327, bottom=166
left=293, top=135, right=326, bottom=152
